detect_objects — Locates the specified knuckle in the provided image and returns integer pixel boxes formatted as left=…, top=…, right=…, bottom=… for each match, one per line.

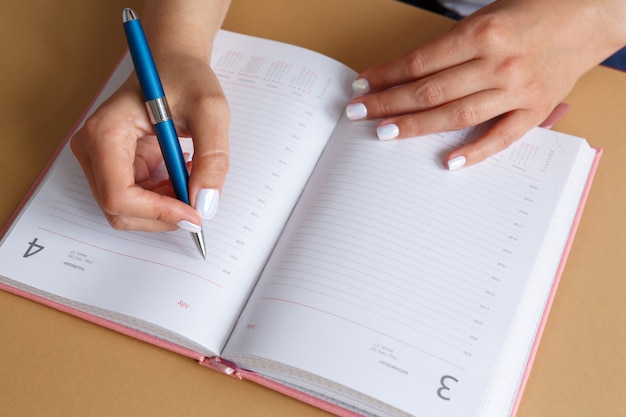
left=404, top=116, right=425, bottom=136
left=493, top=56, right=516, bottom=78
left=70, top=118, right=97, bottom=153
left=415, top=82, right=444, bottom=108
left=496, top=127, right=521, bottom=150
left=476, top=145, right=490, bottom=163
left=468, top=14, right=512, bottom=51
left=82, top=111, right=112, bottom=139
left=194, top=148, right=230, bottom=180
left=374, top=95, right=395, bottom=117
left=100, top=191, right=124, bottom=218
left=452, top=104, right=478, bottom=127
left=154, top=202, right=174, bottom=225
left=78, top=114, right=99, bottom=137
left=520, top=78, right=542, bottom=98
left=405, top=50, right=428, bottom=76
left=492, top=55, right=526, bottom=86
left=69, top=132, right=83, bottom=158
left=362, top=93, right=394, bottom=118
left=473, top=127, right=523, bottom=163
left=107, top=214, right=130, bottom=231
left=208, top=150, right=230, bottom=174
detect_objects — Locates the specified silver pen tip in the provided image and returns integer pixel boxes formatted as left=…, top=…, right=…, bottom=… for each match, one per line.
left=191, top=231, right=207, bottom=260
left=122, top=8, right=138, bottom=23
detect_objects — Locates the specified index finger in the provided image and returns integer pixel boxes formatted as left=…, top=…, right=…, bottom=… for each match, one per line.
left=185, top=93, right=230, bottom=217
left=87, top=119, right=200, bottom=228
left=354, top=26, right=475, bottom=94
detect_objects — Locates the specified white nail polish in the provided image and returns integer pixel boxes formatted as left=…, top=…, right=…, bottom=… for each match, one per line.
left=345, top=103, right=367, bottom=120
left=177, top=220, right=202, bottom=233
left=377, top=124, right=400, bottom=141
left=352, top=78, right=370, bottom=95
left=196, top=188, right=220, bottom=219
left=447, top=155, right=467, bottom=171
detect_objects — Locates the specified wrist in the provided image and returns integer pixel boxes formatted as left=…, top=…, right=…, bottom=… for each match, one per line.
left=140, top=0, right=231, bottom=63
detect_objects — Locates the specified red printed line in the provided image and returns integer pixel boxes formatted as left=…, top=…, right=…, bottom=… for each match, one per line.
left=262, top=296, right=465, bottom=370
left=39, top=227, right=222, bottom=288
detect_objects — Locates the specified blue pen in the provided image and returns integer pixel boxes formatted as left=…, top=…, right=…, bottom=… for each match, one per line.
left=122, top=8, right=206, bottom=259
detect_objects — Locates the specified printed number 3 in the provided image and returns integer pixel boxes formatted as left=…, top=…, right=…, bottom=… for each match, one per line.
left=437, top=375, right=458, bottom=401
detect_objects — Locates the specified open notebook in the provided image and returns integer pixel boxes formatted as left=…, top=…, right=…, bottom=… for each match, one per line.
left=0, top=30, right=600, bottom=417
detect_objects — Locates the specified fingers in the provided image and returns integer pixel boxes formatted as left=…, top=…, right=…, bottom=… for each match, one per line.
left=71, top=49, right=234, bottom=232
left=70, top=88, right=204, bottom=232
left=187, top=97, right=230, bottom=194
left=345, top=60, right=547, bottom=171
left=374, top=88, right=511, bottom=141
left=444, top=109, right=542, bottom=170
left=182, top=75, right=230, bottom=220
left=355, top=29, right=475, bottom=94
left=344, top=11, right=565, bottom=170
left=347, top=59, right=492, bottom=121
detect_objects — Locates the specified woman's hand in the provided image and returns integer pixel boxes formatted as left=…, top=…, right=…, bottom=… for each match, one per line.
left=346, top=0, right=626, bottom=170
left=71, top=0, right=232, bottom=232
left=71, top=53, right=229, bottom=232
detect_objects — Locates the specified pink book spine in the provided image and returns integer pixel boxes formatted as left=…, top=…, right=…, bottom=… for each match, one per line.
left=239, top=369, right=365, bottom=417
left=0, top=281, right=206, bottom=362
left=198, top=357, right=365, bottom=417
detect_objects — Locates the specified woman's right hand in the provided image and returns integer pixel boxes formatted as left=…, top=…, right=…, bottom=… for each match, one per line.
left=71, top=52, right=230, bottom=233
left=70, top=0, right=232, bottom=233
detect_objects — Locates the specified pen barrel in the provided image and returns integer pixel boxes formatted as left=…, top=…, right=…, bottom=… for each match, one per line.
left=123, top=15, right=190, bottom=206
left=153, top=121, right=190, bottom=205
left=122, top=8, right=204, bottom=259
left=123, top=19, right=164, bottom=101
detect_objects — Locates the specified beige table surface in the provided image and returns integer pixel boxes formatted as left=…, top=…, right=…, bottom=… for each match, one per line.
left=1, top=1, right=625, bottom=416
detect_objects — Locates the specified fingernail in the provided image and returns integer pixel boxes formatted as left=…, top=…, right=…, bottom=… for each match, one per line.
left=447, top=155, right=467, bottom=171
left=352, top=78, right=370, bottom=95
left=345, top=103, right=367, bottom=120
left=377, top=124, right=399, bottom=141
left=196, top=188, right=220, bottom=219
left=176, top=220, right=202, bottom=233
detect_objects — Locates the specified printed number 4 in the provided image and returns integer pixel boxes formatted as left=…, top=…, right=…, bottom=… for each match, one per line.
left=437, top=375, right=458, bottom=401
left=23, top=238, right=44, bottom=258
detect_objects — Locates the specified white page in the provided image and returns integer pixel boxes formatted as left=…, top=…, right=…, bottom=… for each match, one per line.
left=224, top=118, right=596, bottom=416
left=0, top=31, right=356, bottom=356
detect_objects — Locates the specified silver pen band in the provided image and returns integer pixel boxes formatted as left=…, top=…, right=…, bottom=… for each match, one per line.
left=145, top=97, right=172, bottom=124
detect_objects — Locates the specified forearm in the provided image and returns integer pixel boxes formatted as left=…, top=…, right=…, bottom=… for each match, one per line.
left=142, top=0, right=232, bottom=61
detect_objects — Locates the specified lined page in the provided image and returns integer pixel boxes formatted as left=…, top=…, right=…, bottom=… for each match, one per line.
left=0, top=31, right=356, bottom=356
left=225, top=118, right=596, bottom=416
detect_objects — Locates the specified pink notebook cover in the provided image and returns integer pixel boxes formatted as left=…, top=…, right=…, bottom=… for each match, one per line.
left=0, top=54, right=603, bottom=417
